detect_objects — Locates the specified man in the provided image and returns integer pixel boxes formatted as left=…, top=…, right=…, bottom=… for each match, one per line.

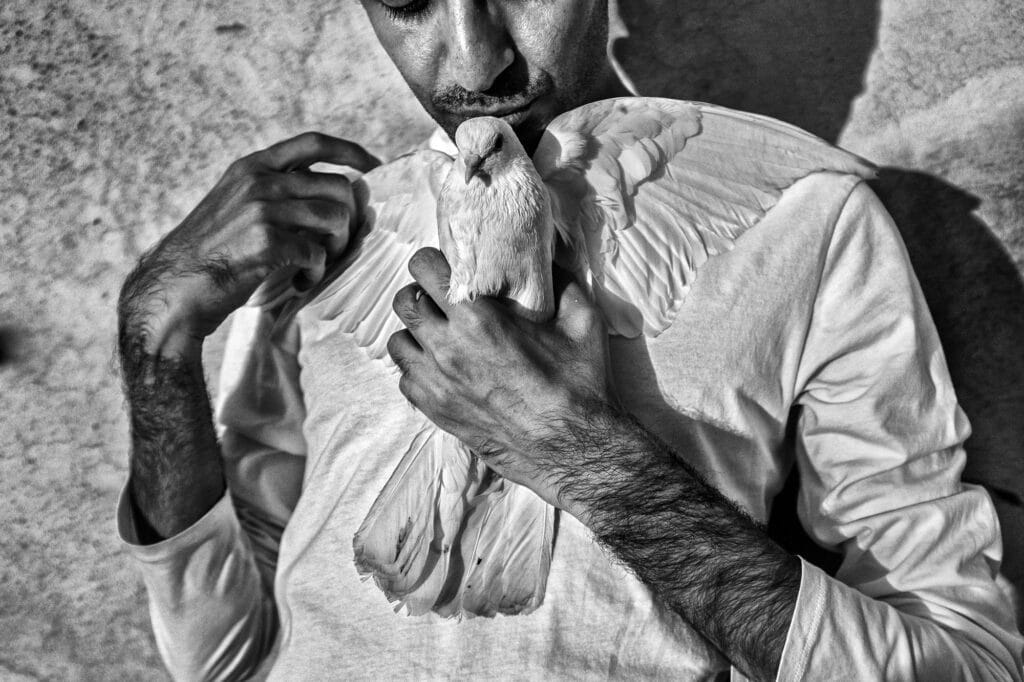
left=116, top=1, right=1022, bottom=679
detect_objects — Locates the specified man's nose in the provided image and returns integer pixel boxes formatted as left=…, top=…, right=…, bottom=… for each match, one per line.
left=442, top=0, right=515, bottom=93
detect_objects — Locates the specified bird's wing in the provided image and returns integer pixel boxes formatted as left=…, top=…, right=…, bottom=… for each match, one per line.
left=534, top=97, right=877, bottom=337
left=252, top=148, right=453, bottom=362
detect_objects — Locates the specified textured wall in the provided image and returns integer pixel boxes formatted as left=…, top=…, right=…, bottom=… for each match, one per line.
left=1, top=1, right=1022, bottom=678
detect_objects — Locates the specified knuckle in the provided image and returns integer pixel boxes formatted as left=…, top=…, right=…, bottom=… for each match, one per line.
left=246, top=222, right=274, bottom=254
left=302, top=241, right=325, bottom=268
left=334, top=202, right=351, bottom=225
left=247, top=199, right=271, bottom=223
left=432, top=343, right=453, bottom=367
left=310, top=200, right=338, bottom=223
left=458, top=308, right=481, bottom=333
left=246, top=172, right=274, bottom=198
left=292, top=236, right=313, bottom=259
left=299, top=131, right=326, bottom=148
left=436, top=386, right=458, bottom=413
left=463, top=305, right=494, bottom=333
left=311, top=241, right=327, bottom=261
left=226, top=156, right=252, bottom=177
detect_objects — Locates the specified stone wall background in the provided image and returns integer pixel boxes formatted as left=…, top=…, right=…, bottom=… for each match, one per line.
left=1, top=1, right=1021, bottom=678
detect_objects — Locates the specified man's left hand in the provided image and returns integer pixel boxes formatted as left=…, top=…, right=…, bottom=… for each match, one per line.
left=387, top=247, right=614, bottom=510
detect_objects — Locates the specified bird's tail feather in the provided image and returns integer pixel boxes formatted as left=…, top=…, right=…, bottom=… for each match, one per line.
left=352, top=425, right=475, bottom=615
left=436, top=476, right=555, bottom=619
left=353, top=423, right=556, bottom=618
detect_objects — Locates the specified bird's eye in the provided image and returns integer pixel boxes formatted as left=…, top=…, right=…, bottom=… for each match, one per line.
left=493, top=135, right=503, bottom=152
left=380, top=0, right=430, bottom=21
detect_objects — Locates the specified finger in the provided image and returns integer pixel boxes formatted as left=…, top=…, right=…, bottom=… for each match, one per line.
left=271, top=170, right=355, bottom=209
left=393, top=283, right=446, bottom=339
left=269, top=230, right=328, bottom=290
left=553, top=271, right=600, bottom=340
left=264, top=199, right=351, bottom=255
left=277, top=173, right=356, bottom=255
left=387, top=329, right=425, bottom=376
left=255, top=132, right=382, bottom=174
left=407, top=248, right=454, bottom=315
left=398, top=372, right=435, bottom=413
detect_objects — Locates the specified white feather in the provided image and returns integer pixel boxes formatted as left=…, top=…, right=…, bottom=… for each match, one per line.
left=537, top=97, right=875, bottom=337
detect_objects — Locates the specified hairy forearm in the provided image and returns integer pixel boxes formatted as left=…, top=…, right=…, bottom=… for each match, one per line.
left=549, top=404, right=800, bottom=681
left=118, top=264, right=226, bottom=543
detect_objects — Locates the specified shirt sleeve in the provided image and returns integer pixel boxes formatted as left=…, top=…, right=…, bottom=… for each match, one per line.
left=116, top=305, right=307, bottom=680
left=777, top=181, right=1024, bottom=680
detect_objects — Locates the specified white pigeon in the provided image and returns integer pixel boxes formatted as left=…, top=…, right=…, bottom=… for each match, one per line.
left=249, top=97, right=875, bottom=619
left=440, top=118, right=557, bottom=322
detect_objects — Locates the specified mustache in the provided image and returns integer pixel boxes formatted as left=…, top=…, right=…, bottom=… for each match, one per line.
left=432, top=70, right=554, bottom=112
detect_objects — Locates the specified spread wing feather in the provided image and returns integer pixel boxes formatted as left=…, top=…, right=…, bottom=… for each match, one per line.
left=535, top=98, right=876, bottom=337
left=288, top=149, right=453, bottom=358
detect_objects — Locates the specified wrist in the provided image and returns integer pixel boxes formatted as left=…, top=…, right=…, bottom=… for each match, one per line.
left=118, top=260, right=207, bottom=362
left=119, top=307, right=203, bottom=365
left=536, top=398, right=643, bottom=524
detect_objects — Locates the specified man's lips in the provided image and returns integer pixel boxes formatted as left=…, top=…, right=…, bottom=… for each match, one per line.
left=447, top=99, right=536, bottom=126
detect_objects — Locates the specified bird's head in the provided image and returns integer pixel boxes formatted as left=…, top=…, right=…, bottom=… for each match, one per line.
left=454, top=117, right=525, bottom=185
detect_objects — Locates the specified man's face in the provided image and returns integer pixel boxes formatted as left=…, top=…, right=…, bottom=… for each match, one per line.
left=360, top=0, right=613, bottom=151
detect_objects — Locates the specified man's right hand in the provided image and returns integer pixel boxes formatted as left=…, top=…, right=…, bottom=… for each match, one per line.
left=121, top=131, right=380, bottom=357
left=116, top=132, right=379, bottom=542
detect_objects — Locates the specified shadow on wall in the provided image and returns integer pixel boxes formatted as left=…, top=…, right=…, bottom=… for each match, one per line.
left=613, top=1, right=1024, bottom=620
left=612, top=0, right=879, bottom=143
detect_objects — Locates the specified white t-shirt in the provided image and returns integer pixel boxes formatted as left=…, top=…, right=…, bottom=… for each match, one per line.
left=118, top=171, right=1023, bottom=680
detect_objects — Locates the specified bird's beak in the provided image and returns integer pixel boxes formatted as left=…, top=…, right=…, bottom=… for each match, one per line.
left=463, top=153, right=483, bottom=184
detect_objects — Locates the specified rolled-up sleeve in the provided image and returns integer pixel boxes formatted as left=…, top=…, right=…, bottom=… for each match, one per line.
left=118, top=488, right=279, bottom=681
left=117, top=306, right=307, bottom=680
left=777, top=182, right=1023, bottom=679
